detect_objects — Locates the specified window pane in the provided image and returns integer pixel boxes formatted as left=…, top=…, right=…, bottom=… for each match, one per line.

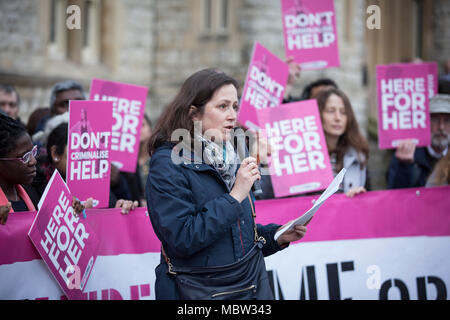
left=204, top=0, right=212, bottom=30
left=220, top=0, right=228, bottom=30
left=50, top=0, right=57, bottom=43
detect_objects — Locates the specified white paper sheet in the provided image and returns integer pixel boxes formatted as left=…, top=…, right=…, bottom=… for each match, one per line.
left=274, top=168, right=346, bottom=241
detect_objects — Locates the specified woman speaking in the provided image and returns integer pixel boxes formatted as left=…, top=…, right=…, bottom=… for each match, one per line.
left=146, top=69, right=307, bottom=300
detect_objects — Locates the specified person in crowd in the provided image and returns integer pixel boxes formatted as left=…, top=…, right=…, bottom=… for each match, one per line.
left=0, top=114, right=40, bottom=224
left=0, top=84, right=24, bottom=126
left=146, top=68, right=307, bottom=300
left=123, top=114, right=152, bottom=206
left=32, top=122, right=138, bottom=214
left=426, top=151, right=450, bottom=187
left=33, top=80, right=86, bottom=135
left=26, top=107, right=50, bottom=136
left=316, top=88, right=370, bottom=197
left=387, top=94, right=450, bottom=189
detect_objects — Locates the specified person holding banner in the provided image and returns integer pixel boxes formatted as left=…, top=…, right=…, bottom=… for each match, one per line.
left=0, top=114, right=39, bottom=224
left=387, top=94, right=450, bottom=189
left=316, top=88, right=370, bottom=197
left=146, top=68, right=307, bottom=300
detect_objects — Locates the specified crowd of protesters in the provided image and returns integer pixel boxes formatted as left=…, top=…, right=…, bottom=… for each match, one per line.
left=0, top=58, right=449, bottom=225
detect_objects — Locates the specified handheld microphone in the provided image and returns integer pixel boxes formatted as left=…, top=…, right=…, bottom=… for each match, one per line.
left=232, top=127, right=263, bottom=196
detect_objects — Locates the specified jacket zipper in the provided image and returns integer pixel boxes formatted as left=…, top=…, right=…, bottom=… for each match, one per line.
left=211, top=284, right=256, bottom=298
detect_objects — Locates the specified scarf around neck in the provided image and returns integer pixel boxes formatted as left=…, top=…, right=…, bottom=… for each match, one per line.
left=196, top=135, right=238, bottom=189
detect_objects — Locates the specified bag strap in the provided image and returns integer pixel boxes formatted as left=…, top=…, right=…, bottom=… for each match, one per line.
left=247, top=193, right=266, bottom=244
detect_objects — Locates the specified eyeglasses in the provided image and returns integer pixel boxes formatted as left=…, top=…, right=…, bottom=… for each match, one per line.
left=0, top=145, right=38, bottom=164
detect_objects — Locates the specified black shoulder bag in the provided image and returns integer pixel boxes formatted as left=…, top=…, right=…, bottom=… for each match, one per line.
left=161, top=195, right=274, bottom=300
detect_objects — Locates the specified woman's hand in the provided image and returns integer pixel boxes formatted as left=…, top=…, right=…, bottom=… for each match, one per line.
left=0, top=202, right=12, bottom=225
left=345, top=186, right=366, bottom=198
left=286, top=56, right=301, bottom=86
left=72, top=196, right=85, bottom=217
left=115, top=199, right=139, bottom=215
left=250, top=130, right=271, bottom=167
left=230, top=157, right=260, bottom=203
left=284, top=56, right=301, bottom=100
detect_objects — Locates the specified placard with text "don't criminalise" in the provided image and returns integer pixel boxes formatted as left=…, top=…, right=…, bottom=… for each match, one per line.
left=238, top=42, right=289, bottom=130
left=281, top=0, right=339, bottom=70
left=67, top=100, right=113, bottom=209
left=29, top=170, right=99, bottom=300
left=257, top=100, right=333, bottom=198
left=376, top=62, right=437, bottom=149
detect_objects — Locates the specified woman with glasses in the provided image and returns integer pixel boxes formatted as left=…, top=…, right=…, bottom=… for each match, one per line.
left=0, top=113, right=40, bottom=224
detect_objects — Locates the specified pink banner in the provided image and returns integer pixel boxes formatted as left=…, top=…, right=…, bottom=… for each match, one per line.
left=256, top=186, right=450, bottom=242
left=281, top=0, right=340, bottom=70
left=257, top=100, right=333, bottom=197
left=1, top=187, right=450, bottom=300
left=377, top=63, right=433, bottom=149
left=28, top=170, right=99, bottom=300
left=67, top=100, right=113, bottom=208
left=238, top=42, right=289, bottom=129
left=3, top=187, right=449, bottom=264
left=90, top=79, right=148, bottom=173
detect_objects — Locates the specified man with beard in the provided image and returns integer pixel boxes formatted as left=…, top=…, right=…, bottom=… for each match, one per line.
left=387, top=94, right=450, bottom=189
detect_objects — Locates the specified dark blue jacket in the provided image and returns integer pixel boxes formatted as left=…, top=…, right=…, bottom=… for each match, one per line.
left=146, top=143, right=284, bottom=300
left=387, top=147, right=433, bottom=189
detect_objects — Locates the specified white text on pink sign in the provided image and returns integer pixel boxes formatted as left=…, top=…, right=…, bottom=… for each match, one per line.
left=92, top=94, right=141, bottom=153
left=39, top=190, right=90, bottom=287
left=381, top=77, right=427, bottom=130
left=285, top=12, right=335, bottom=50
left=266, top=116, right=326, bottom=176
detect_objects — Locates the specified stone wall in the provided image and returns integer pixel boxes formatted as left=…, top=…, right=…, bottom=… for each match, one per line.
left=431, top=0, right=450, bottom=73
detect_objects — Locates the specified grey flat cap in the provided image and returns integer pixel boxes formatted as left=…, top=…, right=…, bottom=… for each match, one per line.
left=430, top=94, right=450, bottom=114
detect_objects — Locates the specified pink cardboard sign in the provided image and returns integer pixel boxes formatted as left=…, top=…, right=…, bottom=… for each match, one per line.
left=377, top=63, right=434, bottom=149
left=257, top=100, right=333, bottom=197
left=238, top=42, right=289, bottom=130
left=28, top=170, right=99, bottom=300
left=281, top=0, right=340, bottom=70
left=89, top=79, right=148, bottom=173
left=67, top=100, right=113, bottom=208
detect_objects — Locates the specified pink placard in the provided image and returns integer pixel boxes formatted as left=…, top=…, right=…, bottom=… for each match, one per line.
left=238, top=42, right=289, bottom=130
left=28, top=170, right=99, bottom=300
left=67, top=100, right=113, bottom=208
left=281, top=0, right=340, bottom=70
left=89, top=79, right=148, bottom=173
left=424, top=62, right=438, bottom=99
left=377, top=63, right=434, bottom=149
left=257, top=100, right=333, bottom=197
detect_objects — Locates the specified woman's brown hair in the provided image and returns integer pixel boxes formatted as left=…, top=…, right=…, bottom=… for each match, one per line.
left=147, top=68, right=239, bottom=156
left=316, top=88, right=369, bottom=169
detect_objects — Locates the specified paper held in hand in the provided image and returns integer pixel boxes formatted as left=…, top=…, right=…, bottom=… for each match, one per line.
left=274, top=168, right=346, bottom=241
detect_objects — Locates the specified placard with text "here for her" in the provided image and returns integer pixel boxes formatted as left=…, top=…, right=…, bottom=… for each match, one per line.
left=257, top=100, right=333, bottom=197
left=29, top=170, right=99, bottom=300
left=376, top=63, right=436, bottom=149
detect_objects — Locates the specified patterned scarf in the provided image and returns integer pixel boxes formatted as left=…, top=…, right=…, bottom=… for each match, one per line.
left=196, top=135, right=238, bottom=189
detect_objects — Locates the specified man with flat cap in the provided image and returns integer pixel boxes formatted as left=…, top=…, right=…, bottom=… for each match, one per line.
left=387, top=94, right=450, bottom=188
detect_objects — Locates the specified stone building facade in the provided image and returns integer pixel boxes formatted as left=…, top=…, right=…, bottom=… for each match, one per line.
left=0, top=0, right=449, bottom=189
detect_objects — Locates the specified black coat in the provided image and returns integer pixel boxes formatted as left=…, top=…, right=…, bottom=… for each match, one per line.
left=146, top=143, right=283, bottom=299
